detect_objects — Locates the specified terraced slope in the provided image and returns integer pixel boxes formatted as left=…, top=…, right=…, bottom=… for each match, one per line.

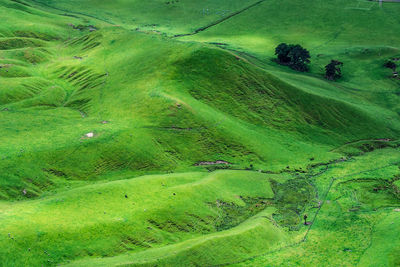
left=0, top=0, right=399, bottom=266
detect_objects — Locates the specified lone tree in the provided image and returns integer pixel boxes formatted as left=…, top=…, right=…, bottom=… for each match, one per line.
left=275, top=43, right=311, bottom=72
left=383, top=60, right=397, bottom=71
left=275, top=43, right=292, bottom=64
left=325, top=60, right=343, bottom=81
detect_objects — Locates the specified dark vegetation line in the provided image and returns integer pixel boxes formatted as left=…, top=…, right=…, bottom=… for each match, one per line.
left=330, top=138, right=397, bottom=152
left=198, top=138, right=399, bottom=178
left=173, top=0, right=267, bottom=38
left=211, top=160, right=400, bottom=267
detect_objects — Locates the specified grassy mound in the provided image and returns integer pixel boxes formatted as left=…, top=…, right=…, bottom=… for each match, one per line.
left=0, top=171, right=285, bottom=266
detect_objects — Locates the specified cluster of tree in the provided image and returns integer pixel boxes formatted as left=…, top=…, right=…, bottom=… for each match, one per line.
left=274, top=43, right=344, bottom=81
left=275, top=43, right=311, bottom=72
left=274, top=45, right=400, bottom=81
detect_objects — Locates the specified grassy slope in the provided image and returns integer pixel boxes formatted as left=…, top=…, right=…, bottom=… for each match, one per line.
left=1, top=149, right=398, bottom=266
left=0, top=170, right=285, bottom=266
left=65, top=208, right=285, bottom=267
left=183, top=0, right=400, bottom=126
left=239, top=148, right=400, bottom=267
left=1, top=20, right=397, bottom=198
left=0, top=0, right=399, bottom=266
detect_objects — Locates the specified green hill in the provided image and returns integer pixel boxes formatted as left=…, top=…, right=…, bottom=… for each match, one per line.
left=0, top=0, right=399, bottom=266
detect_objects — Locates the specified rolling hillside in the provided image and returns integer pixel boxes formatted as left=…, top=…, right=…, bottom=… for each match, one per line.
left=0, top=0, right=399, bottom=266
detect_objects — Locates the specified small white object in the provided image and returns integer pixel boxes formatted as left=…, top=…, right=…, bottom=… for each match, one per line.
left=85, top=132, right=94, bottom=138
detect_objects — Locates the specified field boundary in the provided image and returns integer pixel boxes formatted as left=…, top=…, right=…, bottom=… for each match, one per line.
left=173, top=0, right=266, bottom=38
left=345, top=0, right=378, bottom=10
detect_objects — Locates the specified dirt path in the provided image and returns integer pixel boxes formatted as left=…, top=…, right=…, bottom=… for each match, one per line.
left=173, top=0, right=267, bottom=38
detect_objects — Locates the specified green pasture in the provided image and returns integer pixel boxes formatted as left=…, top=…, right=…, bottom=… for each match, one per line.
left=0, top=0, right=399, bottom=265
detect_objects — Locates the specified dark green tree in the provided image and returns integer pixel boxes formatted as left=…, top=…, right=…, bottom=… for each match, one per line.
left=275, top=43, right=291, bottom=63
left=325, top=60, right=343, bottom=81
left=287, top=45, right=311, bottom=72
left=275, top=43, right=311, bottom=72
left=383, top=60, right=397, bottom=71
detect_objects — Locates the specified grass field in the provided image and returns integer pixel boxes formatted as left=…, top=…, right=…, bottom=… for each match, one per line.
left=1, top=0, right=399, bottom=266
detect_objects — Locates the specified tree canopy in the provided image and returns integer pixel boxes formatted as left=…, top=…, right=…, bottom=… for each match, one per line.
left=325, top=60, right=343, bottom=81
left=275, top=43, right=311, bottom=72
